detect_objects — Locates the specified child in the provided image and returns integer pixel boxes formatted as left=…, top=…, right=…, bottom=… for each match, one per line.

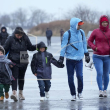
left=31, top=42, right=64, bottom=101
left=0, top=46, right=14, bottom=101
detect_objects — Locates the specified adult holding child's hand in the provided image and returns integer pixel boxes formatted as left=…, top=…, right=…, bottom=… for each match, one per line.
left=3, top=27, right=37, bottom=101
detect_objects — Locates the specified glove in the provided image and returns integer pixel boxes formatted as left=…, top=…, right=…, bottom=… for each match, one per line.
left=58, top=56, right=64, bottom=65
left=60, top=63, right=65, bottom=68
left=85, top=53, right=90, bottom=63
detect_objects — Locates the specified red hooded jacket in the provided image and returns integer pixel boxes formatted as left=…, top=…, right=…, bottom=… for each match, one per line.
left=88, top=15, right=110, bottom=55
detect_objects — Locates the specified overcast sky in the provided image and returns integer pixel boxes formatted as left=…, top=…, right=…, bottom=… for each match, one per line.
left=0, top=0, right=110, bottom=15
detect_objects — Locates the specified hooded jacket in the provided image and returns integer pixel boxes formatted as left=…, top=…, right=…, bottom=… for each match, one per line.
left=31, top=42, right=64, bottom=79
left=88, top=15, right=110, bottom=55
left=0, top=55, right=14, bottom=84
left=3, top=33, right=36, bottom=66
left=60, top=18, right=88, bottom=60
left=0, top=27, right=9, bottom=46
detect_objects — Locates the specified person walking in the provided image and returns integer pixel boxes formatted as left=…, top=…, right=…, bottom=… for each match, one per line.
left=3, top=27, right=37, bottom=101
left=58, top=18, right=90, bottom=101
left=60, top=29, right=64, bottom=42
left=31, top=42, right=64, bottom=101
left=46, top=28, right=52, bottom=46
left=0, top=27, right=9, bottom=46
left=88, top=15, right=110, bottom=98
left=0, top=46, right=15, bottom=101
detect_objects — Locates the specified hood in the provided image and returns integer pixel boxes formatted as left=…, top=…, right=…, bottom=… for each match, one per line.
left=37, top=42, right=47, bottom=51
left=70, top=18, right=82, bottom=32
left=1, top=27, right=7, bottom=33
left=99, top=15, right=109, bottom=32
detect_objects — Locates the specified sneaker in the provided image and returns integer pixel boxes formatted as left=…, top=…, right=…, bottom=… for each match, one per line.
left=0, top=96, right=4, bottom=101
left=71, top=95, right=76, bottom=101
left=99, top=90, right=103, bottom=98
left=19, top=90, right=25, bottom=100
left=5, top=93, right=9, bottom=99
left=78, top=93, right=83, bottom=100
left=10, top=90, right=18, bottom=101
left=40, top=97, right=45, bottom=101
left=45, top=92, right=49, bottom=98
left=103, top=90, right=107, bottom=97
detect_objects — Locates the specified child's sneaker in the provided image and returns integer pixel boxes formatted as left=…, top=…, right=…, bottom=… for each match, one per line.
left=78, top=93, right=83, bottom=100
left=0, top=96, right=4, bottom=101
left=40, top=97, right=45, bottom=101
left=10, top=90, right=18, bottom=101
left=103, top=90, right=107, bottom=97
left=99, top=90, right=103, bottom=98
left=71, top=95, right=76, bottom=101
left=45, top=92, right=49, bottom=98
left=5, top=93, right=9, bottom=99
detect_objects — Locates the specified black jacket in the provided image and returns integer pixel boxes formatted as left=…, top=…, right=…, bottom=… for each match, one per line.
left=46, top=30, right=52, bottom=38
left=0, top=62, right=12, bottom=84
left=31, top=51, right=64, bottom=79
left=3, top=34, right=36, bottom=66
left=0, top=27, right=9, bottom=46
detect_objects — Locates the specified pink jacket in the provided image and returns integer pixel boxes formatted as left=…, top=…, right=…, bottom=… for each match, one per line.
left=88, top=15, right=110, bottom=55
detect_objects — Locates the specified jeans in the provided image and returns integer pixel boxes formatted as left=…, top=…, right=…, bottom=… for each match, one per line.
left=93, top=54, right=110, bottom=90
left=0, top=84, right=10, bottom=97
left=66, top=59, right=83, bottom=96
left=37, top=76, right=51, bottom=97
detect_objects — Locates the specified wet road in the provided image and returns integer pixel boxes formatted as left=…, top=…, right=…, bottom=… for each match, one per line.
left=0, top=36, right=110, bottom=110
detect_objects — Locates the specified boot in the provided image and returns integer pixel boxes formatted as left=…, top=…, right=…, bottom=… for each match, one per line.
left=5, top=93, right=9, bottom=99
left=10, top=90, right=18, bottom=101
left=19, top=90, right=25, bottom=100
left=0, top=96, right=4, bottom=101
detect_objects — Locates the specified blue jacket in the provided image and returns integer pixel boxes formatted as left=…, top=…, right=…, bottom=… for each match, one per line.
left=60, top=18, right=88, bottom=60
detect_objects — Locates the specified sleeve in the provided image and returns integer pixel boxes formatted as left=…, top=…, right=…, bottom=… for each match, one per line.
left=60, top=31, right=69, bottom=57
left=25, top=35, right=36, bottom=51
left=31, top=54, right=37, bottom=74
left=88, top=30, right=96, bottom=51
left=50, top=54, right=64, bottom=68
left=0, top=33, right=2, bottom=44
left=81, top=30, right=88, bottom=53
left=3, top=36, right=11, bottom=54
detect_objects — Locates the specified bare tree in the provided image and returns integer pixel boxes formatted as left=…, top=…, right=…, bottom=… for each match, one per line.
left=29, top=8, right=48, bottom=27
left=64, top=5, right=99, bottom=24
left=0, top=14, right=11, bottom=27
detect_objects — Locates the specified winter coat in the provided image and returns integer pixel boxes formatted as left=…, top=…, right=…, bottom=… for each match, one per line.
left=46, top=30, right=52, bottom=38
left=60, top=18, right=88, bottom=60
left=0, top=55, right=14, bottom=84
left=88, top=15, right=110, bottom=55
left=3, top=34, right=36, bottom=66
left=0, top=27, right=9, bottom=46
left=31, top=42, right=63, bottom=79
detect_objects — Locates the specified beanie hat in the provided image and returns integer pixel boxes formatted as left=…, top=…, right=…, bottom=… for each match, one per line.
left=14, top=27, right=24, bottom=35
left=0, top=45, right=5, bottom=54
left=100, top=17, right=108, bottom=23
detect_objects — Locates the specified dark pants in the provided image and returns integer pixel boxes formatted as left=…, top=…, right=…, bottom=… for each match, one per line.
left=47, top=37, right=51, bottom=46
left=37, top=76, right=51, bottom=97
left=0, top=84, right=10, bottom=97
left=66, top=59, right=83, bottom=96
left=11, top=64, right=28, bottom=91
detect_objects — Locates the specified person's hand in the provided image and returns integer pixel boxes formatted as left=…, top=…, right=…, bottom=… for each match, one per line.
left=58, top=56, right=64, bottom=65
left=10, top=65, right=13, bottom=68
left=85, top=53, right=90, bottom=63
left=34, top=73, right=37, bottom=76
left=60, top=64, right=65, bottom=68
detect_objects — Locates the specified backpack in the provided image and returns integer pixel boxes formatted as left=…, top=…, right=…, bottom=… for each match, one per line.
left=67, top=30, right=83, bottom=51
